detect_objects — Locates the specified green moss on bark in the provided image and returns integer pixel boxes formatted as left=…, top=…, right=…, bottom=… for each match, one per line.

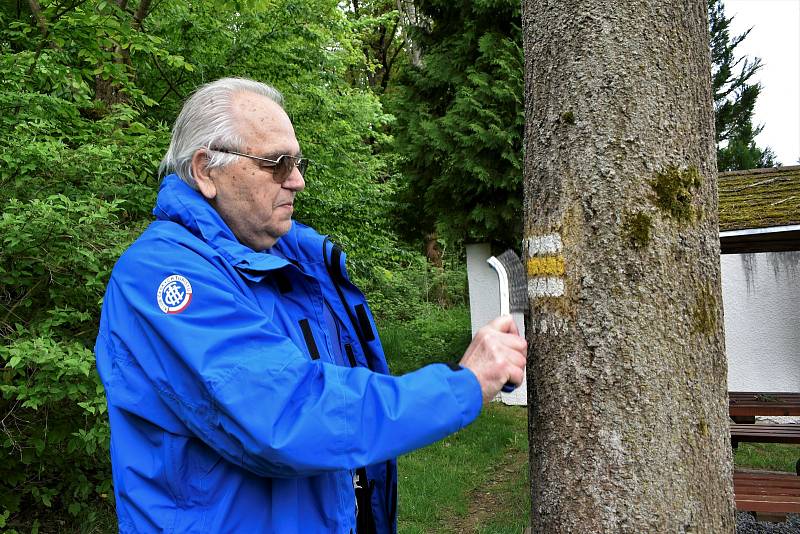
left=650, top=166, right=702, bottom=223
left=623, top=211, right=652, bottom=248
left=698, top=418, right=709, bottom=437
left=692, top=284, right=719, bottom=335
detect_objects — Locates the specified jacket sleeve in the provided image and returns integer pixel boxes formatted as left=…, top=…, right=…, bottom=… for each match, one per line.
left=103, top=237, right=483, bottom=478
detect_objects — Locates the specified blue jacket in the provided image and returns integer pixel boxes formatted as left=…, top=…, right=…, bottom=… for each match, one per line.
left=95, top=174, right=482, bottom=533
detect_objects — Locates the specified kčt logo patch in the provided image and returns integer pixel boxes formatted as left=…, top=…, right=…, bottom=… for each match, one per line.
left=157, top=275, right=193, bottom=314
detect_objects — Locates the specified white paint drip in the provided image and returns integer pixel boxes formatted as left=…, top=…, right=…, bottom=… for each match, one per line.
left=525, top=234, right=563, bottom=256
left=528, top=277, right=565, bottom=297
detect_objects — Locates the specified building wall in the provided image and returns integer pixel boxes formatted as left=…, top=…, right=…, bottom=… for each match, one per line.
left=721, top=251, right=800, bottom=392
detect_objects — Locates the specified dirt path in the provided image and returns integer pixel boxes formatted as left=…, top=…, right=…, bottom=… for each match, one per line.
left=450, top=445, right=529, bottom=533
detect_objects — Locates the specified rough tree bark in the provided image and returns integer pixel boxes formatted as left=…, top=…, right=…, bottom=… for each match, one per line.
left=521, top=0, right=735, bottom=531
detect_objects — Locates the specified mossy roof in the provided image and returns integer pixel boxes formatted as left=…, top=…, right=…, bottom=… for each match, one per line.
left=718, top=165, right=800, bottom=232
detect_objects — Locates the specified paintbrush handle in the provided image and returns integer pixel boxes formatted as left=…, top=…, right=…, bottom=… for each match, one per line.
left=486, top=256, right=511, bottom=315
left=487, top=255, right=517, bottom=393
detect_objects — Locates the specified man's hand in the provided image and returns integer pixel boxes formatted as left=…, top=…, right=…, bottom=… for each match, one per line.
left=458, top=315, right=527, bottom=404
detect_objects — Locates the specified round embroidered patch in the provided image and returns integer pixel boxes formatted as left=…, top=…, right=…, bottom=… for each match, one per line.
left=157, top=275, right=193, bottom=314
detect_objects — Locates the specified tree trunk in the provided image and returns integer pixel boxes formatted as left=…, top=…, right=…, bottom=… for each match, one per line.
left=396, top=0, right=424, bottom=67
left=424, top=231, right=443, bottom=268
left=521, top=0, right=735, bottom=532
left=95, top=0, right=153, bottom=106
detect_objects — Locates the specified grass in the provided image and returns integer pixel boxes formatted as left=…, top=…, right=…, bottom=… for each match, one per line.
left=397, top=403, right=530, bottom=534
left=735, top=442, right=800, bottom=472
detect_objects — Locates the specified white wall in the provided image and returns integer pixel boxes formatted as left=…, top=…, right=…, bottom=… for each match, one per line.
left=722, top=251, right=800, bottom=392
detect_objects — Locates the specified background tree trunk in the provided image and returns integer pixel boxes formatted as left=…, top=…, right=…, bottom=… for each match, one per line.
left=522, top=0, right=735, bottom=531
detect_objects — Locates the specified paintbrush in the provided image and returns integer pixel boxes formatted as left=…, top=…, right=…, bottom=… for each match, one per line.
left=487, top=249, right=528, bottom=392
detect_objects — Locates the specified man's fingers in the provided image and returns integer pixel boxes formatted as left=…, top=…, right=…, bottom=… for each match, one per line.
left=497, top=331, right=527, bottom=353
left=506, top=366, right=525, bottom=387
left=506, top=349, right=526, bottom=368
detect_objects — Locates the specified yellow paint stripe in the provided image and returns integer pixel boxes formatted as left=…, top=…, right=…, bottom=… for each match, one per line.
left=527, top=256, right=565, bottom=277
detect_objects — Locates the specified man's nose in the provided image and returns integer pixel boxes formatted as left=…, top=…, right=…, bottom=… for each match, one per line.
left=283, top=166, right=305, bottom=192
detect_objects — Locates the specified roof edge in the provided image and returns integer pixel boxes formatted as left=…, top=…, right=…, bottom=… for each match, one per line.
left=719, top=165, right=800, bottom=179
left=720, top=224, right=800, bottom=238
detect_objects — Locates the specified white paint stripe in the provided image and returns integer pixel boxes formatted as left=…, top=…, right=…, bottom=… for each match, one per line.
left=527, top=277, right=565, bottom=297
left=525, top=234, right=563, bottom=256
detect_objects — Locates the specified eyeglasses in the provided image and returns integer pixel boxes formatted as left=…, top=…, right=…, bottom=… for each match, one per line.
left=211, top=148, right=308, bottom=183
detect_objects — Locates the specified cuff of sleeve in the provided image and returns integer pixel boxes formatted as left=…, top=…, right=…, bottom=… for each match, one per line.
left=441, top=363, right=483, bottom=427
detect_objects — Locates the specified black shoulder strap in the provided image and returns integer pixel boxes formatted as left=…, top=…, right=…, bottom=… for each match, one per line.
left=329, top=243, right=346, bottom=285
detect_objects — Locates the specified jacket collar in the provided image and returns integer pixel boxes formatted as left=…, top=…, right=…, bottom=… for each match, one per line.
left=153, top=174, right=290, bottom=280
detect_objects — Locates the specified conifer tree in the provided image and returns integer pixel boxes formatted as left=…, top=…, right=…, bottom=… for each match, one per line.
left=709, top=0, right=777, bottom=170
left=388, top=0, right=523, bottom=250
left=391, top=0, right=778, bottom=255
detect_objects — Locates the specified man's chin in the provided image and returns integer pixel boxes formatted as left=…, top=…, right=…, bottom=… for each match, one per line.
left=266, top=220, right=293, bottom=245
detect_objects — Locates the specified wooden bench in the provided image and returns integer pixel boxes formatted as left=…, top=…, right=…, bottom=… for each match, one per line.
left=729, top=392, right=800, bottom=516
left=734, top=470, right=800, bottom=513
left=729, top=392, right=800, bottom=450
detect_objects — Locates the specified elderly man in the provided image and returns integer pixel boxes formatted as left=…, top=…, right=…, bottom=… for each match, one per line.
left=95, top=77, right=526, bottom=533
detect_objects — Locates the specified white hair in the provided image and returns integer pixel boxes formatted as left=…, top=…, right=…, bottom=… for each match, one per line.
left=159, top=77, right=285, bottom=188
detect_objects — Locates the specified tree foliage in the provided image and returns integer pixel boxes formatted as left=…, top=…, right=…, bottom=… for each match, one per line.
left=0, top=0, right=407, bottom=526
left=708, top=0, right=777, bottom=171
left=388, top=0, right=524, bottom=248
left=342, top=0, right=410, bottom=94
left=1, top=3, right=170, bottom=523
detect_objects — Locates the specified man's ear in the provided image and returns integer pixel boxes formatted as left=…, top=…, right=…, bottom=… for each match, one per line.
left=191, top=149, right=217, bottom=200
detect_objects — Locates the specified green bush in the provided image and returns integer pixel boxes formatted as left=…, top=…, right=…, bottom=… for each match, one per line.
left=0, top=2, right=473, bottom=529
left=0, top=338, right=111, bottom=530
left=379, top=305, right=473, bottom=375
left=0, top=195, right=132, bottom=528
left=364, top=257, right=469, bottom=323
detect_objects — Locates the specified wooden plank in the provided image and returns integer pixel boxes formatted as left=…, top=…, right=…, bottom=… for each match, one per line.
left=734, top=474, right=800, bottom=481
left=729, top=392, right=800, bottom=417
left=735, top=483, right=800, bottom=496
left=734, top=475, right=800, bottom=487
left=734, top=496, right=800, bottom=513
left=734, top=470, right=800, bottom=512
left=731, top=424, right=800, bottom=434
left=734, top=493, right=800, bottom=503
left=730, top=424, right=800, bottom=444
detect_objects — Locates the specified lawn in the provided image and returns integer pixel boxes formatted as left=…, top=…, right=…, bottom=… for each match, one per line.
left=734, top=442, right=800, bottom=473
left=397, top=403, right=530, bottom=534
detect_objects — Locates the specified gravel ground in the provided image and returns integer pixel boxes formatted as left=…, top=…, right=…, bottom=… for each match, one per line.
left=737, top=512, right=800, bottom=533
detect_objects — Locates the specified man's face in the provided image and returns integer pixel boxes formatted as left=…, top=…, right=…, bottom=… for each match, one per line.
left=194, top=92, right=305, bottom=251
